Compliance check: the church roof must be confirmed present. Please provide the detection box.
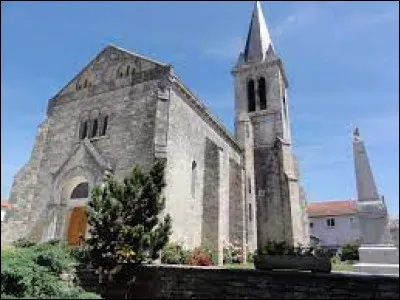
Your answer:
[307,200,357,217]
[243,1,274,63]
[107,44,168,67]
[49,44,242,153]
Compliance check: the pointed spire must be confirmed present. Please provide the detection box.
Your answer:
[352,127,380,202]
[353,126,360,137]
[243,1,274,63]
[353,126,361,141]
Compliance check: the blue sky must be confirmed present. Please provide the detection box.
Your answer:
[1,1,399,217]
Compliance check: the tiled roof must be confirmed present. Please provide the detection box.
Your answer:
[307,200,357,217]
[1,201,11,208]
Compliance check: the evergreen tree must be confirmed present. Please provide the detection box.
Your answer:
[86,160,172,278]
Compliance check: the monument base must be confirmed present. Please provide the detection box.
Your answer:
[353,244,399,276]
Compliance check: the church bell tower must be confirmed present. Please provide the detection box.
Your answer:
[232,1,309,249]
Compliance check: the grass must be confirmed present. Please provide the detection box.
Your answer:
[223,261,355,272]
[331,261,355,272]
[224,262,255,269]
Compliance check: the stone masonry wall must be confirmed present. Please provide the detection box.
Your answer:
[164,86,242,250]
[2,46,166,244]
[229,158,244,244]
[233,57,308,249]
[201,138,220,251]
[1,121,49,245]
[78,265,399,299]
[255,144,293,246]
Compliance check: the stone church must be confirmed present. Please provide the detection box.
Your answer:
[2,2,309,258]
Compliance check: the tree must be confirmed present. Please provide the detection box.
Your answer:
[86,160,172,281]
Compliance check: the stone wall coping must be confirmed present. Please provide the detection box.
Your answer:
[84,263,399,280]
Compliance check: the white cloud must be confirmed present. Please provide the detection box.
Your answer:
[272,2,398,41]
[201,3,398,61]
[272,3,326,39]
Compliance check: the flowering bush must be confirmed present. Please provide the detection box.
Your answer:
[223,240,244,264]
[256,240,329,258]
[184,248,213,266]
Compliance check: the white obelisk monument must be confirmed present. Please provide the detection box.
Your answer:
[352,127,399,275]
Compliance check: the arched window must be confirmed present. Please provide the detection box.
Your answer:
[283,96,287,120]
[248,177,251,194]
[80,121,88,140]
[70,182,89,199]
[126,65,130,76]
[83,79,88,88]
[249,203,252,221]
[91,119,98,138]
[247,79,256,112]
[258,77,267,110]
[191,161,197,198]
[100,116,108,136]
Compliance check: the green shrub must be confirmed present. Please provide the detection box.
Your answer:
[69,245,91,265]
[1,242,102,299]
[1,253,63,298]
[247,250,254,263]
[340,242,359,261]
[256,240,329,258]
[86,161,172,274]
[57,287,102,299]
[331,255,339,265]
[161,243,187,264]
[209,249,219,266]
[12,238,36,248]
[1,246,21,259]
[32,242,74,274]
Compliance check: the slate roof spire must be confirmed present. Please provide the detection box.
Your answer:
[243,1,274,63]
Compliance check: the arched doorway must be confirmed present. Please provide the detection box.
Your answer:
[62,178,90,246]
[67,206,88,246]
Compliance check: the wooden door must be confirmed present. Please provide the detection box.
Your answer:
[67,207,87,246]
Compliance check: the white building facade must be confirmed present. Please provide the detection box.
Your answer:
[1,201,10,222]
[307,200,360,250]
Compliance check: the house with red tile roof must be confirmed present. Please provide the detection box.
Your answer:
[306,200,360,250]
[1,201,11,222]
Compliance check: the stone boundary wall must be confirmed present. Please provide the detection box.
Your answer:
[77,264,399,299]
